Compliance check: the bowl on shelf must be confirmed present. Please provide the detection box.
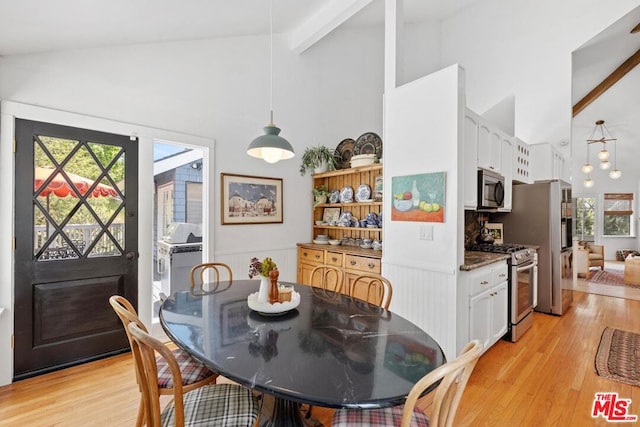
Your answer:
[393,199,413,212]
[329,239,341,246]
[315,220,325,226]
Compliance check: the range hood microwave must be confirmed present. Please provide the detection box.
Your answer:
[477,168,505,210]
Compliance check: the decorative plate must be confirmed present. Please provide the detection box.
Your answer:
[334,138,355,170]
[339,186,354,203]
[355,184,371,202]
[329,189,340,204]
[353,132,383,159]
[247,291,301,316]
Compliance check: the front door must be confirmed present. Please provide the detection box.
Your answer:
[14,119,138,380]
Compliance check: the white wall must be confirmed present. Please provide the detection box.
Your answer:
[0,25,386,384]
[440,0,640,146]
[383,64,464,360]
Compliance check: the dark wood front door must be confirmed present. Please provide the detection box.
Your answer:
[14,119,138,380]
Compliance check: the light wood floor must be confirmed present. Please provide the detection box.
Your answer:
[1,290,639,426]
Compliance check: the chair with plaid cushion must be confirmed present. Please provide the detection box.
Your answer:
[127,322,259,427]
[332,340,483,427]
[109,295,217,426]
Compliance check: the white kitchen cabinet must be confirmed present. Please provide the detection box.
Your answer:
[458,261,508,354]
[463,110,480,209]
[477,118,501,173]
[498,135,513,212]
[513,138,533,184]
[530,142,568,182]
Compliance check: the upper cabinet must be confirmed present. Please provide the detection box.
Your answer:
[463,108,513,212]
[477,120,501,173]
[530,142,569,182]
[513,138,533,184]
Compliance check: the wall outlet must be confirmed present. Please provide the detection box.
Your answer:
[419,225,433,240]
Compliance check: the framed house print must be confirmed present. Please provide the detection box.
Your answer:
[221,173,283,225]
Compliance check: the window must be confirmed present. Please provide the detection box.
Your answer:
[603,193,634,237]
[575,197,596,241]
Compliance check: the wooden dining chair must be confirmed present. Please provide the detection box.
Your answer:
[127,322,259,427]
[332,340,483,427]
[309,264,344,294]
[109,295,217,427]
[349,273,393,310]
[190,262,233,294]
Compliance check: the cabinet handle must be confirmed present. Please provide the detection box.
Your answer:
[368,263,375,269]
[499,273,506,278]
[331,257,338,262]
[303,252,308,257]
[350,261,357,266]
[315,254,320,259]
[480,280,489,285]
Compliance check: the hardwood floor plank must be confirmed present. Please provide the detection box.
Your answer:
[1,290,639,426]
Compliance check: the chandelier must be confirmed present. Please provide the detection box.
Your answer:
[582,120,621,188]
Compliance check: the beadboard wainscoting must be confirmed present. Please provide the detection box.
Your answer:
[214,245,299,283]
[383,261,458,361]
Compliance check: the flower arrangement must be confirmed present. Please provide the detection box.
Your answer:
[248,257,278,278]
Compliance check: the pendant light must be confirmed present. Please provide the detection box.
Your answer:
[609,137,622,179]
[247,0,294,164]
[582,119,621,187]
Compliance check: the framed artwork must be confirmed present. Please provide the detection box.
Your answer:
[322,207,341,223]
[391,172,446,223]
[486,223,504,244]
[221,173,283,225]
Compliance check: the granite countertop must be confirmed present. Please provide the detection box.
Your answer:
[460,251,510,271]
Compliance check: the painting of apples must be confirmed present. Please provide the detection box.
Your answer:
[391,172,445,222]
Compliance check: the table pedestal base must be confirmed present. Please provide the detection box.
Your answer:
[259,394,324,427]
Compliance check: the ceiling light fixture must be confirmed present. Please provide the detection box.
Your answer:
[583,119,620,187]
[246,0,294,164]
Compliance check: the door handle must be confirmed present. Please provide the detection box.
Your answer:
[126,252,138,260]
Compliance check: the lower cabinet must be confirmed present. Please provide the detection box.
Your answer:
[469,281,508,352]
[458,261,508,354]
[297,244,381,296]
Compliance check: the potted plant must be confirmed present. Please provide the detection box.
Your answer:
[299,145,336,175]
[313,185,330,206]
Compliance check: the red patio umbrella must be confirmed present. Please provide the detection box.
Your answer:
[34,166,118,198]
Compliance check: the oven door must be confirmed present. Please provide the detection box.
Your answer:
[512,260,536,324]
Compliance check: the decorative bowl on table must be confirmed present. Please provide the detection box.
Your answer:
[247,291,301,316]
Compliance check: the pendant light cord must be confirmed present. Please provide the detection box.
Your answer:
[269,0,274,125]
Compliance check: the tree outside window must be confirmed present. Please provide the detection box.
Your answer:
[575,197,596,241]
[603,193,634,236]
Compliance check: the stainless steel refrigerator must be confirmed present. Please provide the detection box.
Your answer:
[497,180,573,315]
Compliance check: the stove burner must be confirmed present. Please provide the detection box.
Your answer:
[467,243,528,253]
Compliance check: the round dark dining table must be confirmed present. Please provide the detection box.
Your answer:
[159,280,446,427]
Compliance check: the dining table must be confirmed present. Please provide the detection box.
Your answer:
[159,280,446,427]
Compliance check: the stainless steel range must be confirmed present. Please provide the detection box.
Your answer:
[467,243,538,342]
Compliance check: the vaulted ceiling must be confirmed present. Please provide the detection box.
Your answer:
[572,6,640,188]
[0,0,478,56]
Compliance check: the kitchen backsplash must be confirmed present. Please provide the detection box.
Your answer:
[464,210,496,247]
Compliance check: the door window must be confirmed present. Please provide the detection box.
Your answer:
[33,136,125,260]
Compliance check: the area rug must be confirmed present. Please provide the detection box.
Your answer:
[589,269,640,288]
[595,327,640,386]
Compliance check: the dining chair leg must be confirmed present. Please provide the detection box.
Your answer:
[135,396,144,427]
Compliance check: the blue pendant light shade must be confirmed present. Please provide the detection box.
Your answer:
[247,113,295,164]
[246,0,294,164]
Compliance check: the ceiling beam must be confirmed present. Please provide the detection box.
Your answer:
[631,22,640,34]
[289,0,372,55]
[572,48,640,117]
